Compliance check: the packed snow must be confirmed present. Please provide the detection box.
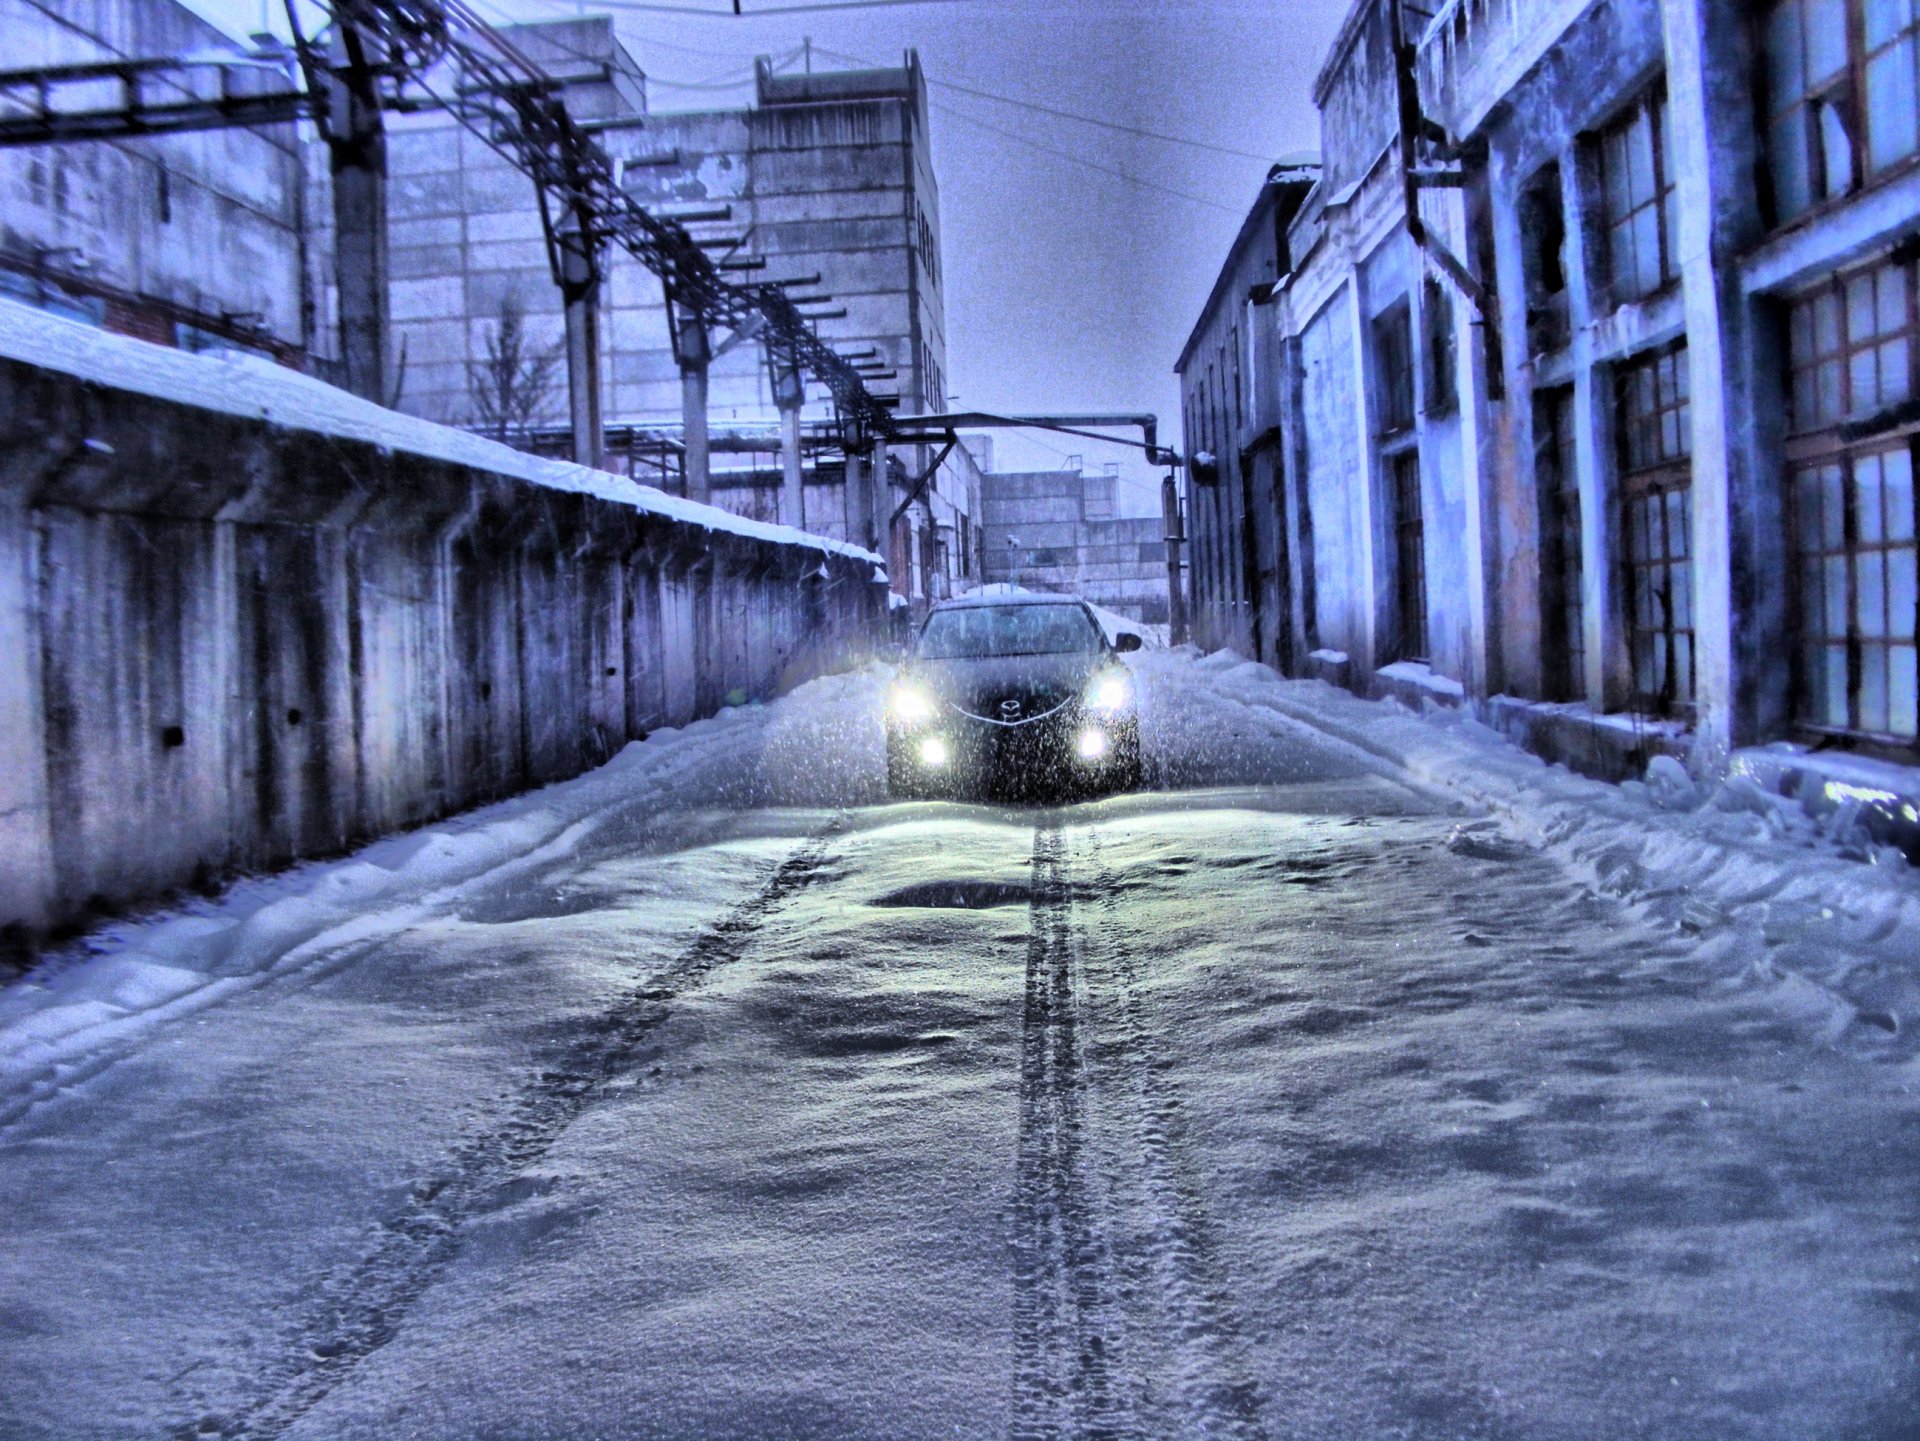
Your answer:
[0,296,882,567]
[2,649,1917,1439]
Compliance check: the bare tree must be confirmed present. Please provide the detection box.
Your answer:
[468,296,562,443]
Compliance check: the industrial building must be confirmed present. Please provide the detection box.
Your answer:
[0,0,977,610]
[977,458,1172,624]
[1181,0,1920,822]
[0,0,313,362]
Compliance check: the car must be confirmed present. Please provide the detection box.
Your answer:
[885,592,1144,800]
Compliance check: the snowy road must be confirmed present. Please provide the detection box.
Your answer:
[3,651,1918,1439]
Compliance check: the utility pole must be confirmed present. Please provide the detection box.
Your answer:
[1162,470,1189,647]
[770,350,806,528]
[671,304,711,504]
[324,17,389,404]
[554,205,603,468]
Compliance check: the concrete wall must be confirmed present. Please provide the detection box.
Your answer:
[0,356,884,946]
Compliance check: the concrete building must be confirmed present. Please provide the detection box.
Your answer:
[376,19,970,607]
[979,464,1171,623]
[1180,0,1920,834]
[0,0,315,363]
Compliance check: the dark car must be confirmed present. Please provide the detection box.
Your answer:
[885,593,1144,799]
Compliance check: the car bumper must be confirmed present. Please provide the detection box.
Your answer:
[888,711,1139,795]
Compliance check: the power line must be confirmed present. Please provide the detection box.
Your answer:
[813,43,1272,162]
[932,97,1243,215]
[527,0,987,16]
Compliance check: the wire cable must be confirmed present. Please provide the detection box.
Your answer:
[812,43,1273,162]
[931,97,1244,215]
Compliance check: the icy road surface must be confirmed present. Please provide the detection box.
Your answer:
[3,650,1918,1440]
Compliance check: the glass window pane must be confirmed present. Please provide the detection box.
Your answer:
[1666,488,1688,553]
[1818,360,1845,420]
[1827,554,1850,632]
[1824,643,1851,725]
[1823,462,1847,543]
[1890,549,1916,639]
[1848,272,1879,338]
[1858,452,1887,543]
[1861,644,1890,732]
[1809,0,1851,83]
[1861,550,1888,636]
[1634,208,1663,297]
[1867,41,1919,171]
[1876,260,1910,335]
[1818,99,1855,198]
[1866,0,1915,48]
[1815,291,1842,353]
[1672,561,1693,627]
[1885,448,1914,541]
[1892,643,1918,737]
[1852,348,1881,412]
[1881,340,1911,408]
[1627,111,1657,205]
[1796,468,1825,546]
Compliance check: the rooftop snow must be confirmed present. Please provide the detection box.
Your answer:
[0,297,883,568]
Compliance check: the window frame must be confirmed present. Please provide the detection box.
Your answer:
[1783,248,1920,750]
[1593,82,1680,307]
[1763,0,1920,229]
[1614,340,1696,718]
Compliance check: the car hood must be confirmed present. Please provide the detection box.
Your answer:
[907,651,1111,724]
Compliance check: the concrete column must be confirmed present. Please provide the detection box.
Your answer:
[0,494,53,933]
[557,215,603,471]
[1662,0,1770,768]
[772,359,805,530]
[870,439,893,572]
[327,24,388,406]
[843,448,870,552]
[1162,473,1189,647]
[676,314,711,506]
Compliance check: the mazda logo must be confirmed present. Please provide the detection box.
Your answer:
[999,699,1022,719]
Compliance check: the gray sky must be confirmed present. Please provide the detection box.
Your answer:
[189,0,1351,514]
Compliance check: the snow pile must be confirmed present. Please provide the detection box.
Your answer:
[1154,649,1920,1049]
[0,664,892,1129]
[0,296,882,566]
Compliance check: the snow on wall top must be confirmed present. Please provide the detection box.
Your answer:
[0,297,884,568]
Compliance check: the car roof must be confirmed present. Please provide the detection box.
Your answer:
[928,592,1092,613]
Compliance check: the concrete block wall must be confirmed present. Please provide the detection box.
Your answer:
[0,357,883,946]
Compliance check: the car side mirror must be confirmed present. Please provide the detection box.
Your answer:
[1113,632,1144,653]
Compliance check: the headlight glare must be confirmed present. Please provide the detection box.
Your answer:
[890,684,935,722]
[919,735,951,766]
[1086,671,1132,713]
[1077,728,1109,761]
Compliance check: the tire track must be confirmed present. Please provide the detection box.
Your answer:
[1010,817,1269,1441]
[1079,824,1269,1440]
[1011,817,1133,1441]
[173,815,846,1441]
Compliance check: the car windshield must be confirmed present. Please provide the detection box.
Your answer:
[917,603,1102,660]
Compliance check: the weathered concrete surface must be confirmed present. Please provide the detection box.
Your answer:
[0,357,883,948]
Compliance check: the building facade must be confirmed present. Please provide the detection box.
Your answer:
[0,0,315,364]
[978,464,1171,624]
[377,21,970,607]
[1183,0,1920,815]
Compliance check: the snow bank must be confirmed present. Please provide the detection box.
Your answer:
[0,296,883,566]
[1147,649,1920,1051]
[0,664,891,1127]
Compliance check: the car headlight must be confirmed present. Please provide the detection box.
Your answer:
[1085,671,1133,714]
[889,683,936,722]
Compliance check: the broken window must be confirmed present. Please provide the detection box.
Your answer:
[1786,250,1920,743]
[1423,277,1457,417]
[1536,386,1586,701]
[1373,302,1416,437]
[1616,342,1695,715]
[1520,163,1569,353]
[1765,0,1920,225]
[1596,84,1679,304]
